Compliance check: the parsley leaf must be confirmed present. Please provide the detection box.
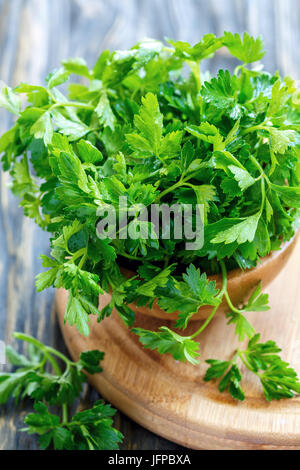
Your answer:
[168,34,223,62]
[156,264,219,329]
[205,361,245,401]
[226,311,256,342]
[0,85,21,115]
[244,282,270,312]
[245,334,300,401]
[223,32,265,64]
[126,92,163,156]
[202,70,240,116]
[132,326,200,365]
[211,213,261,245]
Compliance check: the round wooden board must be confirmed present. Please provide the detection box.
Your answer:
[56,238,300,450]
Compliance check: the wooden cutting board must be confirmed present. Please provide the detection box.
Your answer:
[56,238,300,450]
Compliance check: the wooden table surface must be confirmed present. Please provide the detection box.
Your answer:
[0,0,299,450]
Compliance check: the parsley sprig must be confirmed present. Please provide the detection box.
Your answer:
[0,333,123,450]
[1,32,300,404]
[205,334,300,402]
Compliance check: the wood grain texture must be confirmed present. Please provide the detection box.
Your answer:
[57,237,300,450]
[0,0,300,450]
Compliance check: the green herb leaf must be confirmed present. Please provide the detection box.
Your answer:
[47,68,70,89]
[223,32,265,64]
[226,311,256,342]
[205,361,245,401]
[132,327,200,365]
[168,34,223,62]
[95,93,116,130]
[126,92,163,156]
[79,350,104,374]
[61,58,90,78]
[30,111,53,145]
[211,213,261,245]
[0,85,21,115]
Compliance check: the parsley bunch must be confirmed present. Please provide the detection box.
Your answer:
[1,32,300,402]
[0,333,123,450]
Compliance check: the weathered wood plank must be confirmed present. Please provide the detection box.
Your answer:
[0,0,299,450]
[0,0,58,451]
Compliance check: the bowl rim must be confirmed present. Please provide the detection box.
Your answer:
[116,232,299,320]
[120,232,299,283]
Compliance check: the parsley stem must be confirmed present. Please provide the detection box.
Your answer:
[78,247,88,269]
[116,250,145,261]
[62,403,69,423]
[13,333,62,375]
[47,88,57,102]
[219,261,248,315]
[237,350,255,373]
[44,353,61,375]
[260,177,266,214]
[234,64,244,76]
[43,345,75,367]
[241,122,268,136]
[69,248,87,264]
[155,179,184,203]
[190,303,220,339]
[190,260,228,339]
[231,350,240,364]
[219,260,229,293]
[155,173,202,203]
[220,265,241,316]
[224,290,242,314]
[162,47,174,54]
[13,332,75,372]
[249,154,266,178]
[187,60,201,93]
[50,102,94,111]
[38,355,48,370]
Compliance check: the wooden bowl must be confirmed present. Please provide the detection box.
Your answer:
[99,234,299,321]
[56,234,300,450]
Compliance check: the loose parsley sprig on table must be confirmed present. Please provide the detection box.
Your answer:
[0,333,123,450]
[205,334,300,402]
[1,32,300,402]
